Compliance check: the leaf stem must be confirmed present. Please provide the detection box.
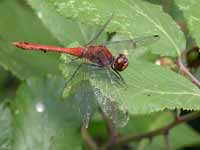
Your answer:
[100,109,118,140]
[81,126,98,150]
[163,130,171,150]
[99,111,200,149]
[177,58,200,88]
[81,115,98,150]
[100,108,119,149]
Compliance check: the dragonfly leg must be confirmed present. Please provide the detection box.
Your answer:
[66,56,81,64]
[104,68,123,88]
[66,62,102,84]
[84,63,126,87]
[71,57,81,61]
[111,69,127,88]
[86,63,105,70]
[80,63,125,87]
[84,14,114,46]
[65,63,83,84]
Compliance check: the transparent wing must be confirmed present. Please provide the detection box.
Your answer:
[88,65,129,127]
[85,14,113,46]
[103,34,159,55]
[60,52,129,127]
[60,54,99,128]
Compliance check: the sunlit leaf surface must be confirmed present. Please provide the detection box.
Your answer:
[26,0,107,46]
[47,0,185,56]
[60,52,200,116]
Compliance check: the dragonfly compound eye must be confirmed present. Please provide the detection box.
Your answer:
[112,54,128,71]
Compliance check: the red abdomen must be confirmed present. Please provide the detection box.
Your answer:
[13,42,85,57]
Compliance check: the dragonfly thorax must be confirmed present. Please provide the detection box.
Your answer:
[84,45,114,66]
[112,54,128,71]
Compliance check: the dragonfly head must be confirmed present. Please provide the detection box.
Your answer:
[112,54,128,71]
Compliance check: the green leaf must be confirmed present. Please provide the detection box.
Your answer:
[47,0,185,56]
[26,0,197,115]
[122,60,200,114]
[136,112,200,150]
[12,76,82,150]
[60,55,200,116]
[0,101,12,150]
[120,112,173,135]
[175,0,200,47]
[26,0,107,46]
[0,0,61,79]
[26,0,199,117]
[0,67,19,100]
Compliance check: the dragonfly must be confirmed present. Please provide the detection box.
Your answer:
[13,15,159,127]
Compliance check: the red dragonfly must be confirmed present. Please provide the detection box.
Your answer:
[13,15,159,127]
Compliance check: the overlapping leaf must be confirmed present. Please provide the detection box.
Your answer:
[1,1,200,149]
[12,76,82,150]
[90,59,200,114]
[47,0,185,56]
[136,112,200,150]
[45,0,200,115]
[60,54,200,116]
[26,0,107,46]
[123,60,200,113]
[0,101,12,150]
[175,0,200,47]
[0,0,61,79]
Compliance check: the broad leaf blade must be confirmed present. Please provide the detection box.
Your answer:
[122,60,200,114]
[76,59,200,115]
[0,0,61,79]
[26,0,107,46]
[47,0,185,56]
[26,0,200,115]
[175,0,200,47]
[0,101,12,150]
[12,76,82,150]
[60,54,200,115]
